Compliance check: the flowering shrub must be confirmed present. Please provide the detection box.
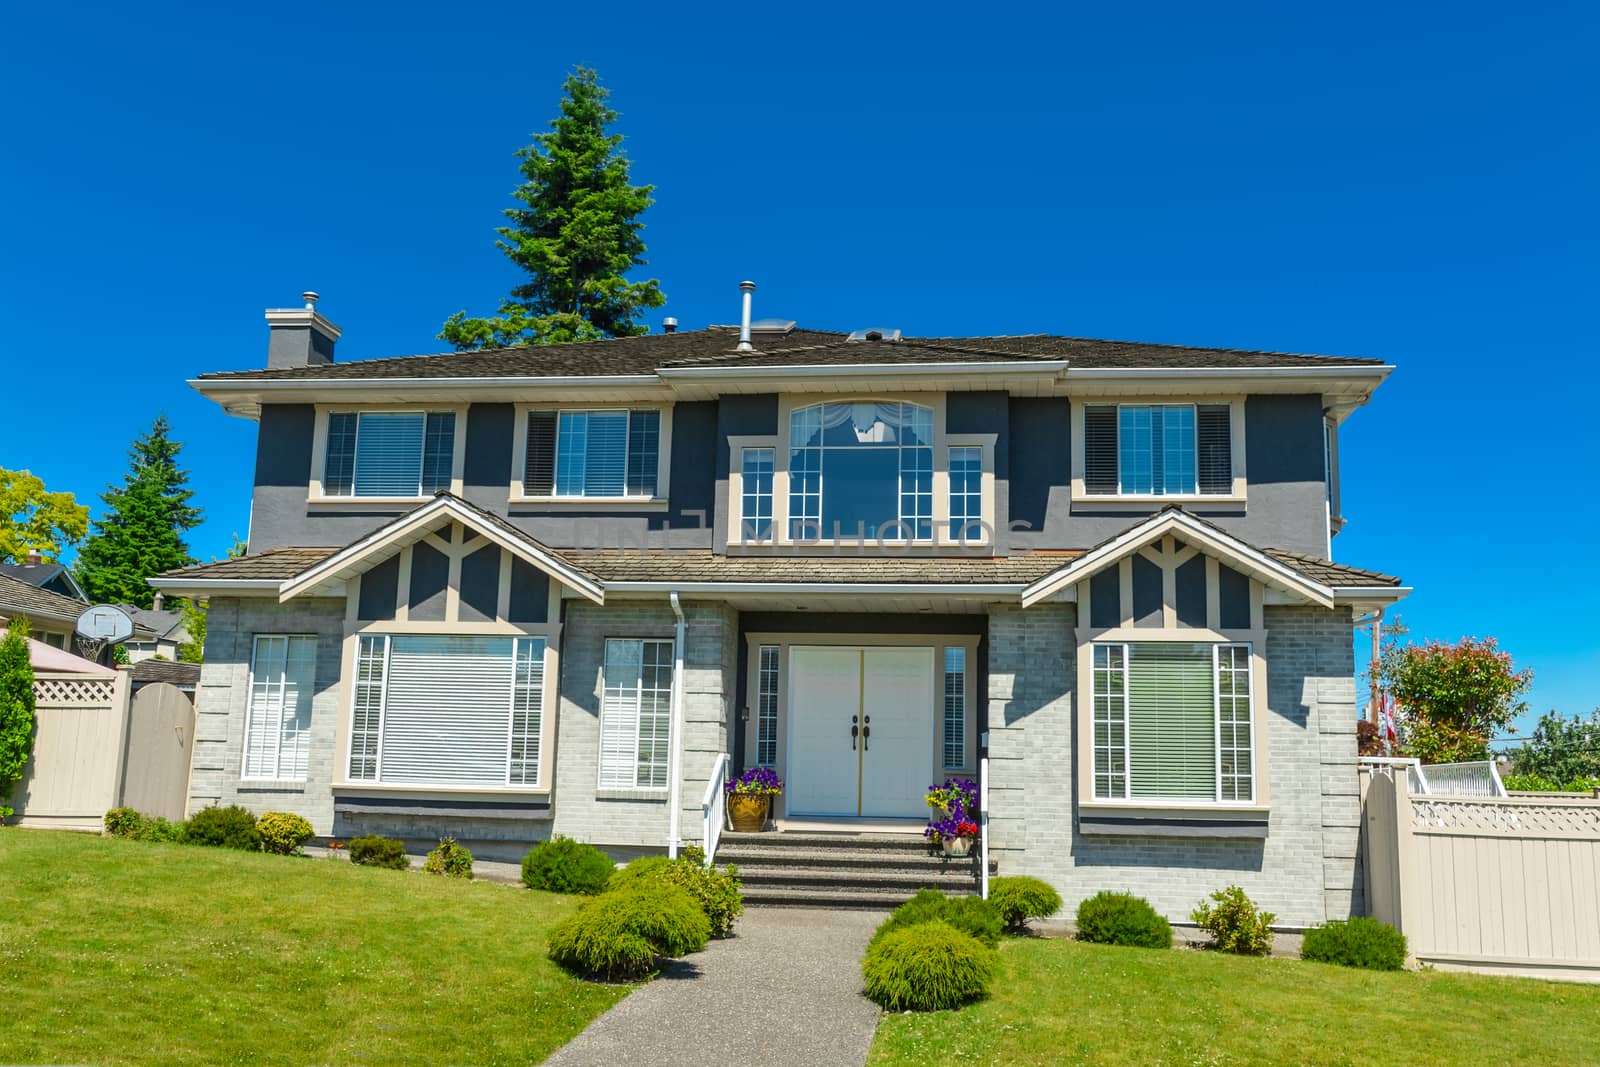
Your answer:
[1191,885,1275,955]
[726,766,782,795]
[924,777,979,844]
[257,812,315,855]
[423,837,473,878]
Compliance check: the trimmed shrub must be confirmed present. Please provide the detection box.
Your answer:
[1191,885,1275,956]
[348,834,409,870]
[862,920,997,1011]
[105,807,143,837]
[181,805,261,851]
[1076,890,1172,949]
[1302,917,1408,971]
[423,837,473,878]
[103,807,183,842]
[989,876,1063,934]
[609,854,744,938]
[547,884,711,981]
[521,835,615,895]
[871,889,1003,949]
[257,812,315,856]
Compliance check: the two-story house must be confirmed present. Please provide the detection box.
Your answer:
[152,286,1407,925]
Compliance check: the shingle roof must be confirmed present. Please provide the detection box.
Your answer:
[196,327,1385,382]
[127,659,201,687]
[0,572,95,622]
[158,544,1396,590]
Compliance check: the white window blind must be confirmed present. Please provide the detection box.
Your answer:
[324,411,455,497]
[524,410,661,497]
[344,634,546,788]
[1083,404,1231,496]
[599,638,674,789]
[756,644,779,766]
[1092,641,1254,803]
[243,635,317,781]
[942,646,967,769]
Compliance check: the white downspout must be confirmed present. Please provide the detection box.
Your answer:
[667,591,686,859]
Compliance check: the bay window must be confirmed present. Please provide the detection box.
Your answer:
[323,411,456,498]
[787,401,934,540]
[1091,641,1255,803]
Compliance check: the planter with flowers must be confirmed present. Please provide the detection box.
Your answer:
[725,767,783,832]
[924,777,980,858]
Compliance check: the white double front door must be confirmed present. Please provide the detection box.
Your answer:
[786,646,935,819]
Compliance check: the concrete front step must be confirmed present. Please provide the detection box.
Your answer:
[720,831,933,852]
[718,846,989,873]
[738,865,978,892]
[741,885,936,910]
[716,829,988,908]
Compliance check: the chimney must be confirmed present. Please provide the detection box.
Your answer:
[152,592,165,612]
[265,290,342,369]
[662,316,679,334]
[25,551,42,565]
[737,280,756,352]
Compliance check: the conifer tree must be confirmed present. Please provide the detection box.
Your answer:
[0,617,36,819]
[76,416,203,608]
[440,66,665,349]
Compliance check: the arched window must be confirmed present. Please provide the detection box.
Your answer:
[787,401,933,540]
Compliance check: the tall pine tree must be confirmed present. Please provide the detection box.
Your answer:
[439,66,666,349]
[77,415,203,608]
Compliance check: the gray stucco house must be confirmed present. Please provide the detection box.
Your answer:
[153,288,1407,925]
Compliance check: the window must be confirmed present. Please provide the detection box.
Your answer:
[949,446,983,540]
[1083,404,1232,496]
[741,448,775,540]
[756,644,779,766]
[942,646,967,769]
[523,409,661,497]
[243,635,317,781]
[1091,641,1254,802]
[787,401,934,540]
[323,411,456,497]
[599,638,674,789]
[344,634,547,788]
[39,632,68,650]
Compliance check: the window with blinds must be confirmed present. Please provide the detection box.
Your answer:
[1082,404,1232,496]
[942,646,967,769]
[756,644,779,766]
[323,411,456,497]
[243,635,317,781]
[1091,641,1254,802]
[342,634,547,788]
[599,638,675,790]
[522,409,661,497]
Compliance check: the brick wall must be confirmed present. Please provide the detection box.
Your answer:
[986,602,1359,928]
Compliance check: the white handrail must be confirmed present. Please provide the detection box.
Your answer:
[701,752,731,867]
[979,756,990,899]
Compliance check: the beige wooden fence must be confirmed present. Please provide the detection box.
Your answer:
[1361,764,1600,981]
[10,672,134,831]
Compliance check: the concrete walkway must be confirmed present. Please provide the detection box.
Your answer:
[544,906,886,1067]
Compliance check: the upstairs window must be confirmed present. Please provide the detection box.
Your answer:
[740,447,774,540]
[1084,403,1232,496]
[788,401,934,540]
[523,409,660,497]
[324,411,455,498]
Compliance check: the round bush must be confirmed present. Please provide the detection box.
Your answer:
[522,835,616,895]
[258,812,315,856]
[104,807,142,837]
[872,889,1003,949]
[348,834,409,870]
[1076,890,1172,949]
[1191,885,1276,956]
[609,855,744,938]
[1302,917,1408,971]
[181,805,261,851]
[423,837,473,878]
[547,884,711,981]
[989,876,1063,933]
[862,920,997,1011]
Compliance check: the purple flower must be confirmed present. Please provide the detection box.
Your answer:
[726,766,783,795]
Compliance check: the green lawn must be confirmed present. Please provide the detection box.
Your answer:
[870,936,1600,1067]
[0,830,624,1066]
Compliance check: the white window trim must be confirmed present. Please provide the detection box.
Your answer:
[241,633,317,783]
[726,394,996,548]
[508,403,673,505]
[597,636,676,793]
[308,404,467,504]
[1070,396,1247,506]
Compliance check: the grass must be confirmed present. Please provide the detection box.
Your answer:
[869,936,1600,1067]
[0,830,625,1066]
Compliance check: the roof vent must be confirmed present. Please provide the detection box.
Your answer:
[846,327,902,342]
[662,316,679,334]
[750,318,797,336]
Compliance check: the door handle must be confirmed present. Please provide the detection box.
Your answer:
[851,714,858,751]
[862,715,871,752]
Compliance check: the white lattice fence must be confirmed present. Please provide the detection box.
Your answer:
[1413,797,1600,839]
[34,675,119,708]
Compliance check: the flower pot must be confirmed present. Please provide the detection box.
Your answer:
[942,836,974,859]
[728,793,771,833]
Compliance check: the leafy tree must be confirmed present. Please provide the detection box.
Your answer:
[0,617,37,819]
[0,467,89,564]
[439,66,665,349]
[76,416,203,608]
[176,597,207,664]
[1513,709,1600,784]
[1376,636,1532,763]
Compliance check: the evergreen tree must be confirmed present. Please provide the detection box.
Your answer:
[439,66,666,349]
[76,416,203,608]
[0,617,36,819]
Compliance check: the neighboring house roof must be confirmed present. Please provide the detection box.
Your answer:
[193,326,1387,382]
[0,572,99,625]
[116,604,190,643]
[126,658,201,688]
[0,562,88,602]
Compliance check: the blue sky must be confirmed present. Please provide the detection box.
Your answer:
[1,2,1593,732]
